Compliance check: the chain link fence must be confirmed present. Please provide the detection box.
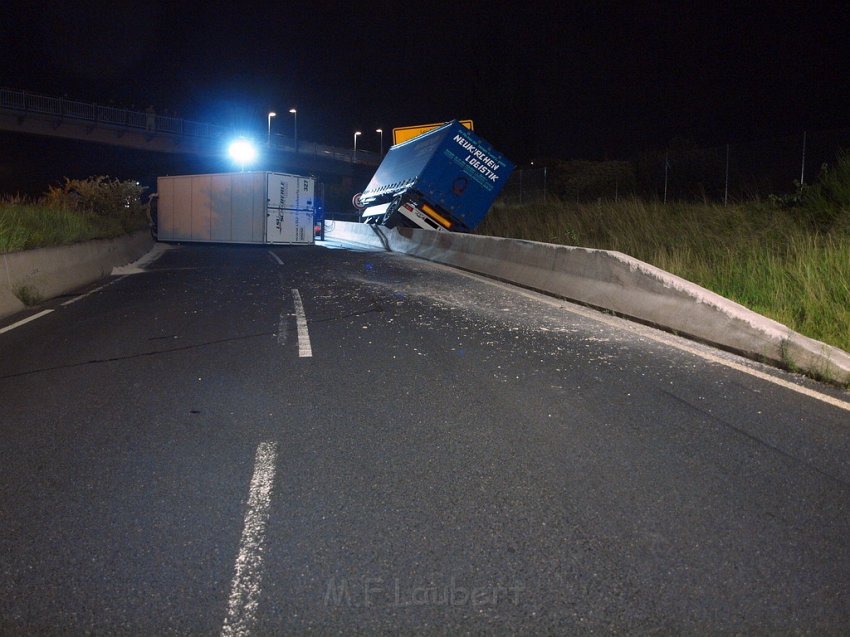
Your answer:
[500,127,850,204]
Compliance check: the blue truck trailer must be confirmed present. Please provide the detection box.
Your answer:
[356,120,514,232]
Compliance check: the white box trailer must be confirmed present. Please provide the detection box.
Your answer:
[156,171,315,244]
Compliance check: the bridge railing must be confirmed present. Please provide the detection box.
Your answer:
[0,87,375,164]
[1,88,245,142]
[0,90,25,110]
[97,105,127,126]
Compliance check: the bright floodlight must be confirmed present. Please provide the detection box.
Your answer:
[228,139,257,167]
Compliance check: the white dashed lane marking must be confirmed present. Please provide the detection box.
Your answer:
[291,288,312,358]
[221,441,279,637]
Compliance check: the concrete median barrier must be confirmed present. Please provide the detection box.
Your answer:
[1,231,153,320]
[327,221,850,384]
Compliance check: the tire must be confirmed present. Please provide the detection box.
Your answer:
[382,196,403,228]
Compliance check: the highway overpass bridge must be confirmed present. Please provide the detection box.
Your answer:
[0,88,379,179]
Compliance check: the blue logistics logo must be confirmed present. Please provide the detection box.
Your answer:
[452,133,504,183]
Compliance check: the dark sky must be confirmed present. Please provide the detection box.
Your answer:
[2,0,849,162]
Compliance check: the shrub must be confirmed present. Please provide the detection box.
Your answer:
[802,151,850,230]
[0,177,149,253]
[44,176,147,225]
[14,285,42,306]
[531,159,637,201]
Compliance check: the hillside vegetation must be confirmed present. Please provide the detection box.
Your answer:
[0,176,148,253]
[481,154,850,354]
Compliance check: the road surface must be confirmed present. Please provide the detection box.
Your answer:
[1,241,848,635]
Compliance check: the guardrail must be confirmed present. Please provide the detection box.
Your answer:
[0,87,227,139]
[326,221,850,386]
[0,87,377,165]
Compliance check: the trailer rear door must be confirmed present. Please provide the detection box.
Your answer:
[265,173,315,244]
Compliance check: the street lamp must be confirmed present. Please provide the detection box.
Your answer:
[289,108,297,153]
[353,131,361,162]
[376,128,383,157]
[267,112,276,146]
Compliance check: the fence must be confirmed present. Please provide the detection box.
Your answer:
[0,87,374,164]
[499,166,549,204]
[0,87,229,140]
[501,127,850,205]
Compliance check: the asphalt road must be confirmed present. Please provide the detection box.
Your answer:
[1,241,848,635]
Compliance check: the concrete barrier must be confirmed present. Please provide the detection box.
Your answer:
[0,231,153,320]
[327,221,850,385]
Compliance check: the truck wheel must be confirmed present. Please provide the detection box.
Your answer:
[382,196,403,227]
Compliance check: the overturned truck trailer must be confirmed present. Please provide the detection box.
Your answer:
[356,120,514,232]
[156,171,316,244]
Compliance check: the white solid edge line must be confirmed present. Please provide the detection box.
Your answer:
[61,275,128,307]
[457,269,850,414]
[0,309,54,335]
[111,242,173,275]
[267,250,283,266]
[221,441,279,637]
[291,288,313,358]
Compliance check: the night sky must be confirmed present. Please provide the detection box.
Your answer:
[2,0,849,163]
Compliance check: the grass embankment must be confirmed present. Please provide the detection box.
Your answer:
[0,177,148,253]
[0,201,142,252]
[480,198,850,354]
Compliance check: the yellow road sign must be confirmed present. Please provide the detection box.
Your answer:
[392,120,474,145]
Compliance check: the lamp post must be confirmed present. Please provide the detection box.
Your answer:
[353,131,361,162]
[289,108,297,153]
[267,112,276,146]
[376,128,383,157]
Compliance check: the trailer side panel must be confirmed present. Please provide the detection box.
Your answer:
[158,172,270,244]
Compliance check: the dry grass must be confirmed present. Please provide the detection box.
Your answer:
[480,197,850,353]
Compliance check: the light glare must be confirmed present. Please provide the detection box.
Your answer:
[229,139,257,165]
